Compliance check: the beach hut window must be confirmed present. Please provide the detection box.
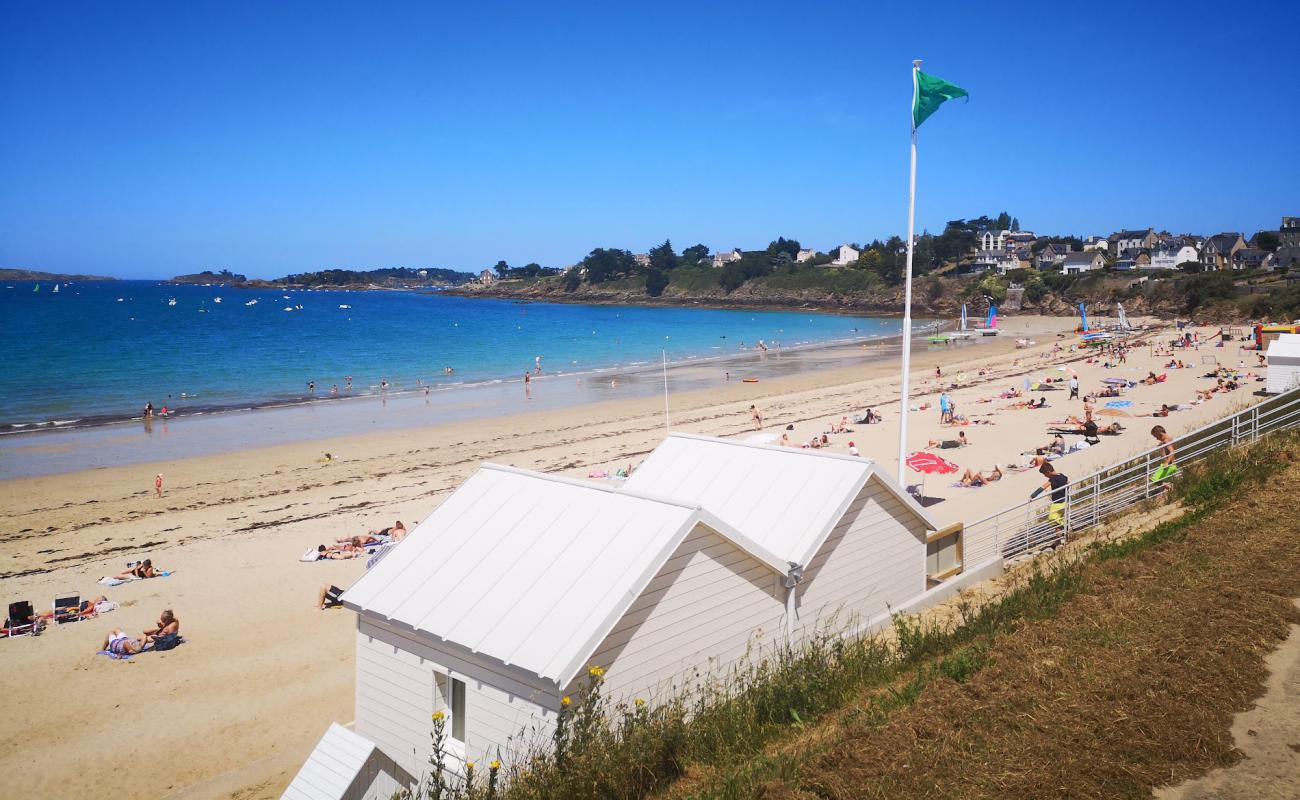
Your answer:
[434,673,468,742]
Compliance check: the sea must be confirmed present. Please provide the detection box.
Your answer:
[1,280,922,437]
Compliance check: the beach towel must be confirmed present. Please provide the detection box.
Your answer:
[300,548,323,562]
[98,576,131,587]
[96,648,133,660]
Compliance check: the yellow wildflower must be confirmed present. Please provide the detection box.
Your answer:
[432,710,445,721]
[634,698,645,707]
[561,695,571,706]
[466,760,475,770]
[588,665,605,678]
[489,759,501,770]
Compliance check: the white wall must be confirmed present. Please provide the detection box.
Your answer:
[795,478,927,636]
[578,522,786,704]
[354,618,560,781]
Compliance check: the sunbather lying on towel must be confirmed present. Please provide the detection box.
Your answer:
[114,559,158,580]
[959,466,1003,487]
[78,596,109,616]
[336,534,384,547]
[315,544,361,560]
[101,628,143,657]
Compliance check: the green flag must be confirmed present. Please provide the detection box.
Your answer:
[912,70,968,129]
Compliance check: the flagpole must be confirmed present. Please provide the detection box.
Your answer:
[897,59,921,485]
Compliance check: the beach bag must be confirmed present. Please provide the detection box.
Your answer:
[153,633,180,651]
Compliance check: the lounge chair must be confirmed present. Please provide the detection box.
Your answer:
[53,594,82,624]
[4,601,37,637]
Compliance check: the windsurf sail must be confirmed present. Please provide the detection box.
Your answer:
[1117,303,1130,330]
[960,304,968,331]
[1079,303,1089,332]
[987,305,998,329]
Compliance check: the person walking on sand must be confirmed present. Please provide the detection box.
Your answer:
[1068,374,1079,400]
[750,404,763,430]
[154,473,163,498]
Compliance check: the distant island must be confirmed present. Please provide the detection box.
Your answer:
[0,268,117,282]
[167,266,475,290]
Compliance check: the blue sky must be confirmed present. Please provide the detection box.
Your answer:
[2,1,1297,279]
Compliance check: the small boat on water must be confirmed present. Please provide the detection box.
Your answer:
[284,306,294,312]
[338,304,351,309]
[168,298,177,306]
[214,297,222,303]
[245,299,258,306]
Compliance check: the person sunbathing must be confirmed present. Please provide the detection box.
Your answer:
[101,628,143,657]
[316,544,361,560]
[829,416,850,434]
[78,595,109,616]
[115,559,157,580]
[1036,434,1066,456]
[142,609,179,645]
[336,533,383,547]
[959,466,1002,487]
[927,431,968,449]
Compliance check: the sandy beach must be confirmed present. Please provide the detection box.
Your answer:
[0,314,1270,799]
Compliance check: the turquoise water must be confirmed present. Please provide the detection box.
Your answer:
[0,280,908,431]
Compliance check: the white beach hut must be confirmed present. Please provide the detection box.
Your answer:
[623,433,941,639]
[1266,333,1300,395]
[304,464,790,797]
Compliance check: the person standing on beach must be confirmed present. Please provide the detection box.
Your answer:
[1068,375,1079,400]
[1031,462,1069,526]
[154,473,163,498]
[750,404,763,430]
[1151,425,1177,483]
[143,402,154,418]
[938,392,951,424]
[345,375,352,390]
[535,355,542,374]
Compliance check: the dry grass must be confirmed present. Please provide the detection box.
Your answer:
[675,442,1300,799]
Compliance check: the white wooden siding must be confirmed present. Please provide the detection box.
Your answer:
[355,618,559,775]
[795,478,926,636]
[581,523,787,703]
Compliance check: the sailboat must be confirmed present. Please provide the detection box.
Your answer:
[33,283,40,292]
[53,283,60,293]
[244,299,258,306]
[168,298,177,306]
[950,303,976,340]
[213,297,222,304]
[980,304,1001,336]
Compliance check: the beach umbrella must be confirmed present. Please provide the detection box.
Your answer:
[905,451,960,501]
[1103,400,1133,409]
[1096,407,1131,417]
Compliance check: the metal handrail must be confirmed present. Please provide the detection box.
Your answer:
[962,386,1300,565]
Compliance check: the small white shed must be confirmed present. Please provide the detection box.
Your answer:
[624,434,939,638]
[282,723,408,800]
[335,464,789,790]
[1266,334,1300,395]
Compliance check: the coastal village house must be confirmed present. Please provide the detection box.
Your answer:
[711,248,742,268]
[476,269,495,285]
[1082,236,1109,253]
[1062,251,1105,274]
[1035,243,1072,269]
[1109,228,1158,253]
[1276,216,1300,268]
[1114,251,1151,271]
[1232,247,1272,271]
[796,248,819,263]
[623,434,941,638]
[1200,232,1246,270]
[283,436,979,800]
[832,244,861,266]
[1148,244,1200,271]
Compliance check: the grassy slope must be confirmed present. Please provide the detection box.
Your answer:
[663,434,1300,799]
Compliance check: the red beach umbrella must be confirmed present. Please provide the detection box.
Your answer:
[905,451,960,474]
[905,451,960,502]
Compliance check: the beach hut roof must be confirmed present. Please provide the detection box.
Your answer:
[342,464,785,688]
[1267,333,1300,362]
[624,433,939,568]
[281,723,379,800]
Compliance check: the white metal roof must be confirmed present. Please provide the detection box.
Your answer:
[281,723,376,800]
[1267,333,1300,361]
[624,433,938,567]
[342,464,784,688]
